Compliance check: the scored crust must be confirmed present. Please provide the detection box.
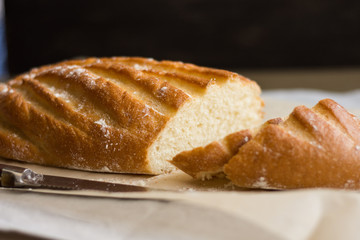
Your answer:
[0,57,263,174]
[224,99,360,190]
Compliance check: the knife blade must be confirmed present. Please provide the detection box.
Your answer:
[0,163,150,192]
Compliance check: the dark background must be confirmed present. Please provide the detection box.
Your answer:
[4,0,360,75]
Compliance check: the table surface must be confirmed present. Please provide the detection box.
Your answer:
[238,67,360,91]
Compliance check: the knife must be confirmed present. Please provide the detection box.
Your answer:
[0,163,151,192]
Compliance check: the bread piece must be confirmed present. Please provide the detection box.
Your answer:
[0,57,263,174]
[171,129,253,180]
[224,99,360,190]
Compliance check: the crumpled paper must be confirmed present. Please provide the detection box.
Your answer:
[1,189,360,240]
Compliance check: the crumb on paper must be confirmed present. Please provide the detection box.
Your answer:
[100,166,111,172]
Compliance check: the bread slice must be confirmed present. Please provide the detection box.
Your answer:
[170,129,253,180]
[0,57,263,174]
[224,99,360,190]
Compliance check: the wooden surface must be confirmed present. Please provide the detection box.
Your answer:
[238,67,360,91]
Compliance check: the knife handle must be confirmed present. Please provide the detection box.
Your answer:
[0,165,43,188]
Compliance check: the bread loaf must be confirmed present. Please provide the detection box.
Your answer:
[224,99,360,189]
[0,57,263,174]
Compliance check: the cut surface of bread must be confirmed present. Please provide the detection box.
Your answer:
[224,99,360,190]
[0,57,263,174]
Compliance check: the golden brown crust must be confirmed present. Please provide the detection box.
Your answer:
[223,130,253,156]
[170,129,253,179]
[0,57,255,174]
[224,99,360,190]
